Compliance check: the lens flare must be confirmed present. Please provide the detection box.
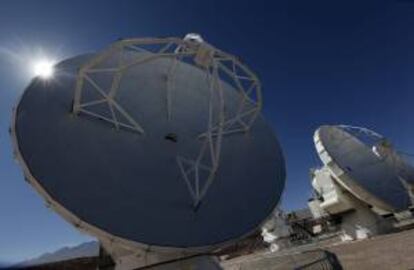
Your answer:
[32,59,55,79]
[0,42,64,81]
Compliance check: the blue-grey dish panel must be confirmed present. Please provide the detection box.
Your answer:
[15,53,286,248]
[319,126,410,211]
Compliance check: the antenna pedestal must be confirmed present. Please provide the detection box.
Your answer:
[98,241,222,270]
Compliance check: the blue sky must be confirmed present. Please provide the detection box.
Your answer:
[1,0,414,264]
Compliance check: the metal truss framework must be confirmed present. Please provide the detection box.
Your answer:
[72,34,262,208]
[338,125,384,142]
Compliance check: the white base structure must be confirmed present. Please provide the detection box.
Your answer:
[99,240,222,270]
[261,208,291,251]
[309,167,393,241]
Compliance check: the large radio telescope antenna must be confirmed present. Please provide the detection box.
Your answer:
[11,33,285,261]
[315,125,413,213]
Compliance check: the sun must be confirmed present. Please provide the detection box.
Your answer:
[32,59,55,79]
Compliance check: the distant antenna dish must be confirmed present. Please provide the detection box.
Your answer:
[314,125,412,213]
[11,36,285,253]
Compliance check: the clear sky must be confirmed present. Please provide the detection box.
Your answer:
[1,0,414,265]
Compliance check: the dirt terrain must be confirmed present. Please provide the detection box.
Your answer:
[223,228,414,270]
[13,228,414,270]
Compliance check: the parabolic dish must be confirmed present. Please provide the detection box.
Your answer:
[314,125,411,213]
[11,37,285,251]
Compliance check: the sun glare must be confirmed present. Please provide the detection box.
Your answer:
[32,59,55,79]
